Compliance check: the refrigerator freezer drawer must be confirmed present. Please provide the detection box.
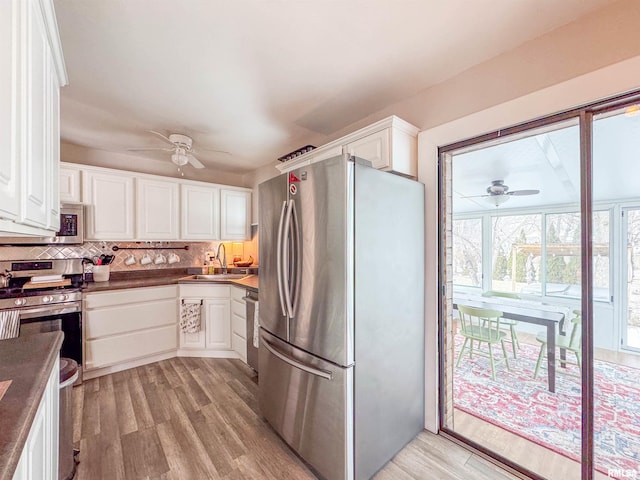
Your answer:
[259,329,353,480]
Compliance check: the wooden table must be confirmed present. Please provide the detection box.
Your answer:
[453,298,565,393]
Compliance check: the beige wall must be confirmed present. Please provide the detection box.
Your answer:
[319,0,640,140]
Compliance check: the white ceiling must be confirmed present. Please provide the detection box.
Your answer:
[54,0,616,176]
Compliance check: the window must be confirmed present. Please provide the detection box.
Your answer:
[452,218,482,288]
[543,211,609,300]
[491,214,541,294]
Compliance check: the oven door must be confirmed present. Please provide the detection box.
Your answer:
[19,303,83,382]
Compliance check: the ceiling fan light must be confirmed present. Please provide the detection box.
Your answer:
[485,195,510,207]
[171,152,189,166]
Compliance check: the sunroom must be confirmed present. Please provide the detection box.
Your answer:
[439,98,640,479]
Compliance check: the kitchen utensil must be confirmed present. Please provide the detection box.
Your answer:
[92,265,110,282]
[0,270,12,288]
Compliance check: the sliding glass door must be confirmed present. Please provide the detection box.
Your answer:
[623,208,640,351]
[592,105,640,478]
[441,119,583,479]
[440,93,640,479]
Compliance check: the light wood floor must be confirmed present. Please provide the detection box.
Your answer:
[72,357,520,480]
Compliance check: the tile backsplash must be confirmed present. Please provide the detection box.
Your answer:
[0,235,259,273]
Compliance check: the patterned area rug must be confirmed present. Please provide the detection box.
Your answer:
[453,335,640,477]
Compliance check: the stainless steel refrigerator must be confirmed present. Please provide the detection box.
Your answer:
[258,154,424,480]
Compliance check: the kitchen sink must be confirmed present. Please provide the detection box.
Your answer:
[186,274,248,281]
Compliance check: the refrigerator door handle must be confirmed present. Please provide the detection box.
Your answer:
[262,338,333,380]
[282,199,294,318]
[276,200,288,317]
[290,199,302,316]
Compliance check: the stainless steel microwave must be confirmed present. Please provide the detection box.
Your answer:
[0,204,84,245]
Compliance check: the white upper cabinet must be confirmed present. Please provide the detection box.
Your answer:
[22,0,50,229]
[59,165,81,203]
[0,0,67,236]
[0,0,21,222]
[136,178,179,240]
[345,130,390,170]
[180,183,220,240]
[83,170,135,240]
[220,189,251,240]
[277,116,419,178]
[66,162,251,241]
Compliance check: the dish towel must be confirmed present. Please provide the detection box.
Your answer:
[180,300,202,334]
[253,301,260,348]
[0,310,20,340]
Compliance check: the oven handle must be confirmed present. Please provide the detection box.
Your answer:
[16,303,81,320]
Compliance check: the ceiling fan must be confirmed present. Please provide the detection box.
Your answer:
[128,131,227,170]
[464,180,540,207]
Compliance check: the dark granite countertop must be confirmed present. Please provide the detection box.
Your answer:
[0,331,63,480]
[83,268,259,293]
[230,274,259,293]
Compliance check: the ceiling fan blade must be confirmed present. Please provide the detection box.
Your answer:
[148,130,175,145]
[507,189,540,196]
[192,147,231,156]
[126,147,174,152]
[460,194,492,199]
[187,154,205,169]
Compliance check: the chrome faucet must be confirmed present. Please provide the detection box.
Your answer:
[216,243,227,274]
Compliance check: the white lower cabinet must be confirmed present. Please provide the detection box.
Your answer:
[231,286,247,361]
[13,356,59,480]
[83,286,177,375]
[179,284,243,359]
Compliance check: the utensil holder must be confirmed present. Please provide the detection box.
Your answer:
[92,265,110,282]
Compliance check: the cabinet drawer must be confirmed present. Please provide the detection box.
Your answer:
[231,286,246,302]
[232,312,246,338]
[85,324,177,370]
[232,332,246,360]
[85,285,177,309]
[179,284,230,299]
[85,298,177,339]
[231,298,246,318]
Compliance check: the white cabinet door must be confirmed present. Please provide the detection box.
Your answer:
[180,183,220,240]
[59,165,81,203]
[220,189,251,240]
[136,178,179,240]
[178,300,206,350]
[46,55,60,231]
[346,129,390,171]
[83,170,135,240]
[21,0,50,229]
[0,0,21,222]
[13,356,59,480]
[205,298,231,350]
[84,287,178,371]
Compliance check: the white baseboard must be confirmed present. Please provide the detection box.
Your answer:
[84,349,242,379]
[177,349,241,359]
[84,350,177,380]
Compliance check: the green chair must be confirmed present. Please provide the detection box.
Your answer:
[456,305,510,381]
[533,310,582,379]
[482,290,521,358]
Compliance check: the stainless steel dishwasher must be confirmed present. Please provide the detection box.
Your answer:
[244,289,259,372]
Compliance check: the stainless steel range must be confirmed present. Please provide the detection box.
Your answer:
[0,258,84,383]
